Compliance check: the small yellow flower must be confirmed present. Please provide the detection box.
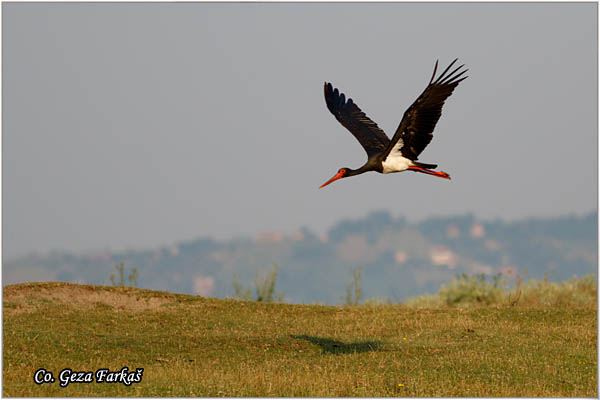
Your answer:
[398,383,404,387]
[403,337,407,341]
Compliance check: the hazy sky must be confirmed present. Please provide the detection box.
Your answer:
[3,3,597,260]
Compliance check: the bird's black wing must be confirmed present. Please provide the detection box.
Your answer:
[324,82,390,159]
[385,59,468,161]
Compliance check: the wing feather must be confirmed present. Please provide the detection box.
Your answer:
[324,82,390,159]
[385,59,468,160]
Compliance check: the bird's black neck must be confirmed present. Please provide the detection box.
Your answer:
[345,163,376,177]
[346,157,383,176]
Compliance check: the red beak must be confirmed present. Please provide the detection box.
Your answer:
[319,170,345,189]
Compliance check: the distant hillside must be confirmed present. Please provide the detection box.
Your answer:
[3,211,597,304]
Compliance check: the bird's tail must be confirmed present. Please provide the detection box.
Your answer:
[413,161,437,169]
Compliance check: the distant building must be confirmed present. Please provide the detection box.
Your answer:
[290,231,304,241]
[336,235,370,263]
[446,224,460,238]
[168,245,180,256]
[256,232,284,243]
[500,265,518,276]
[430,246,457,269]
[470,223,485,238]
[194,275,215,296]
[485,239,502,250]
[394,251,408,264]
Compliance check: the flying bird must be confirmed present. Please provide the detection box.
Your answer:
[319,59,468,189]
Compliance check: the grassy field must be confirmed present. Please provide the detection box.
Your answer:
[3,282,597,397]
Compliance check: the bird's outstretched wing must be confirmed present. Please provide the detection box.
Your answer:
[324,82,390,159]
[385,59,468,160]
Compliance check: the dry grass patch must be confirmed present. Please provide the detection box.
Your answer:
[3,282,179,315]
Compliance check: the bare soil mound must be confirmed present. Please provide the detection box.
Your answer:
[3,282,182,314]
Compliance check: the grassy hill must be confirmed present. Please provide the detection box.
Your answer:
[3,282,597,397]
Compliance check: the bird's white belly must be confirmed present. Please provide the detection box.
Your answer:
[381,154,414,174]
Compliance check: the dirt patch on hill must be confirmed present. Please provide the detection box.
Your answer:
[3,282,181,315]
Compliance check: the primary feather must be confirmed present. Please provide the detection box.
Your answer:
[385,59,468,160]
[323,82,390,159]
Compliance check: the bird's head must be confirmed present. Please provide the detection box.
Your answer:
[319,167,349,189]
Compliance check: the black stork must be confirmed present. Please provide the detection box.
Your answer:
[319,59,468,189]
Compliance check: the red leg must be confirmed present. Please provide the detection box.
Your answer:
[408,166,451,180]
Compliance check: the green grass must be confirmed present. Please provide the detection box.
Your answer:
[3,282,597,397]
[405,273,597,308]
